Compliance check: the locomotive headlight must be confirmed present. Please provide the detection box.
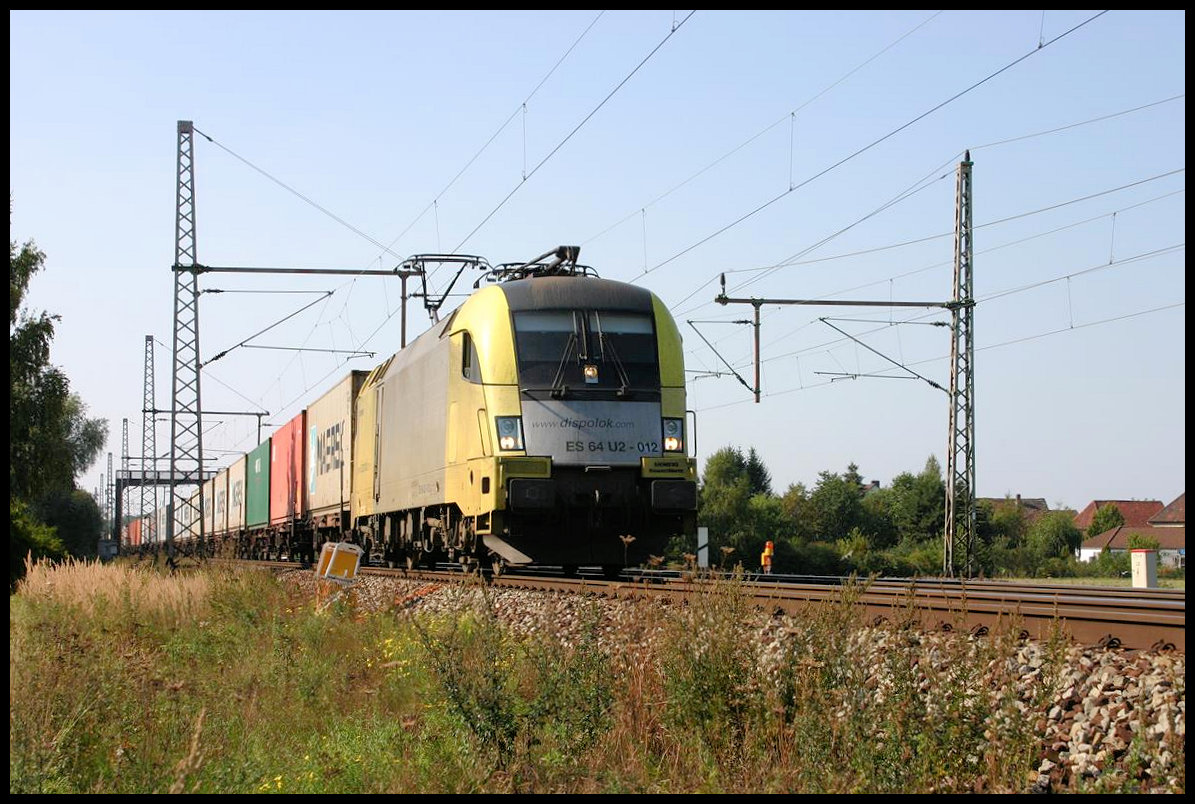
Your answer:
[496,416,524,451]
[662,417,684,452]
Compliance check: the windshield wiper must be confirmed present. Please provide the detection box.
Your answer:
[546,332,577,399]
[597,330,634,398]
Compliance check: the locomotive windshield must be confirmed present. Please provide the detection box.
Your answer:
[513,310,659,399]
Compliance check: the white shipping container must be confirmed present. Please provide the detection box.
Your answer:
[157,504,169,545]
[212,469,230,536]
[227,455,247,533]
[203,477,217,536]
[175,488,201,539]
[305,370,367,518]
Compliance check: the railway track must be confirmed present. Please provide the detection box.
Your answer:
[237,559,1185,652]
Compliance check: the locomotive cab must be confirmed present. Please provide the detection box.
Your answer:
[483,270,697,570]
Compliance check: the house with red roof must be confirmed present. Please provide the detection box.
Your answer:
[1077,493,1185,568]
[1073,499,1163,532]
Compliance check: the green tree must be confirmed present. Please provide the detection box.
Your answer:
[696,446,794,569]
[808,465,866,541]
[859,486,899,549]
[779,482,815,543]
[1025,510,1082,561]
[1087,502,1126,539]
[10,217,108,580]
[1126,532,1161,551]
[697,446,754,563]
[10,498,63,590]
[744,447,771,496]
[984,497,1030,549]
[35,489,103,560]
[842,461,865,491]
[743,492,787,569]
[702,446,748,490]
[885,455,945,545]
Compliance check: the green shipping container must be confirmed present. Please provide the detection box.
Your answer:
[246,439,271,527]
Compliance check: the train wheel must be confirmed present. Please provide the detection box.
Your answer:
[491,558,504,577]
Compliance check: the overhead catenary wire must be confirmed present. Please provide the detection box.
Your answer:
[383,10,606,278]
[450,11,697,254]
[642,10,1110,280]
[201,291,333,367]
[670,99,1185,316]
[694,169,1184,363]
[694,300,1185,414]
[744,183,1186,356]
[686,174,1186,367]
[154,337,265,415]
[581,10,945,249]
[735,180,1185,280]
[733,167,1185,291]
[193,127,403,261]
[749,242,1184,369]
[686,320,755,394]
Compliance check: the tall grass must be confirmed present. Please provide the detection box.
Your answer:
[17,554,211,625]
[9,559,1184,793]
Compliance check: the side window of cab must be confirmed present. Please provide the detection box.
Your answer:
[462,332,482,383]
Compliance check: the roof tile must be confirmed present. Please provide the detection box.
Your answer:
[1149,492,1185,525]
[1073,500,1164,530]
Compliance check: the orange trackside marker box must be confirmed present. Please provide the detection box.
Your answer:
[316,542,363,584]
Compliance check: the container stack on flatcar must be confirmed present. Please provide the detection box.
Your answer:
[225,454,246,552]
[128,247,698,575]
[307,370,369,556]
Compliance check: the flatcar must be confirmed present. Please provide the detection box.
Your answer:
[134,246,698,575]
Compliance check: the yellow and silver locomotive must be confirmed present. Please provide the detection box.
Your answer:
[352,246,697,574]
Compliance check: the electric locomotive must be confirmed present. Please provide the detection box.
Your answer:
[352,246,697,574]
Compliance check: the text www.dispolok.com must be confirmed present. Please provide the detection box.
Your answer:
[529,418,635,429]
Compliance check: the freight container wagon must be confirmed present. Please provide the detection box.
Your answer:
[156,504,170,546]
[211,468,230,540]
[174,487,201,544]
[243,439,271,558]
[306,370,367,542]
[246,440,270,529]
[269,411,307,559]
[226,454,247,540]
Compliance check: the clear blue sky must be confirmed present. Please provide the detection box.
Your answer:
[10,10,1185,514]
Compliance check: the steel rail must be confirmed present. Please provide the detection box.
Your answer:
[238,560,1185,653]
